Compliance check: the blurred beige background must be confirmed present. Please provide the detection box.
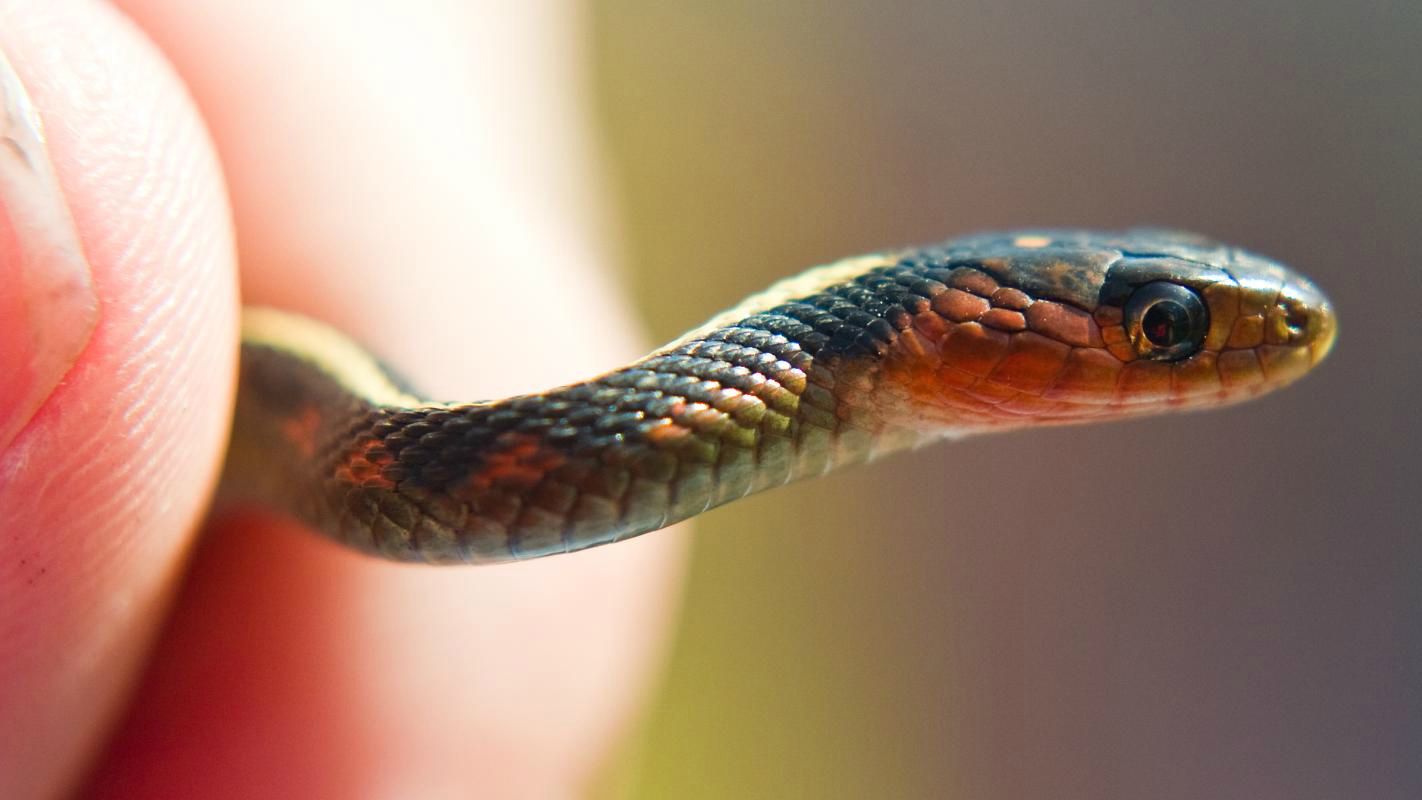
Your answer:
[587,2,1420,799]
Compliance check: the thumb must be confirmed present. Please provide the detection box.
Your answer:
[0,1,235,797]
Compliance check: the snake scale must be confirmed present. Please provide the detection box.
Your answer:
[223,229,1335,564]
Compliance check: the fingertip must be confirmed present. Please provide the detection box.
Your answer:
[0,1,236,796]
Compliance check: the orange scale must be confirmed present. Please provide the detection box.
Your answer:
[985,331,1071,394]
[990,287,1033,310]
[895,327,937,360]
[931,288,990,322]
[1106,341,1136,362]
[934,365,980,390]
[1093,305,1123,326]
[947,268,1000,296]
[1026,301,1102,348]
[938,322,1011,377]
[337,437,397,489]
[1043,347,1121,402]
[912,309,952,340]
[980,308,1027,332]
[1117,360,1173,402]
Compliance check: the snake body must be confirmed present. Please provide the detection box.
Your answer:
[223,229,1335,563]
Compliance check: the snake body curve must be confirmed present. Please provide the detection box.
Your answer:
[223,229,1335,563]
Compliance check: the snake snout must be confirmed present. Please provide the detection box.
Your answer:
[1233,274,1337,392]
[1279,277,1337,365]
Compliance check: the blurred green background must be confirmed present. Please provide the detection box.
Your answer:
[588,2,1420,798]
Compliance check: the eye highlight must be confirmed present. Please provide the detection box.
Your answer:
[1123,281,1208,361]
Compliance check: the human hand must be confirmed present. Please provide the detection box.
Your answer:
[0,2,687,797]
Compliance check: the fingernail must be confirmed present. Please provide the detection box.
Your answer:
[0,47,97,452]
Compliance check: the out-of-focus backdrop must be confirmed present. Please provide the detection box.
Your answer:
[587,3,1419,798]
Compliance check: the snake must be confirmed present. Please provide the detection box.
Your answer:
[222,229,1335,564]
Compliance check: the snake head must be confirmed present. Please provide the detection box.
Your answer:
[875,229,1336,432]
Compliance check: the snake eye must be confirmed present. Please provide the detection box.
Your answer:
[1123,281,1208,361]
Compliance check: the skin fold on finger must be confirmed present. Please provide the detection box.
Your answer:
[0,1,237,798]
[90,1,689,797]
